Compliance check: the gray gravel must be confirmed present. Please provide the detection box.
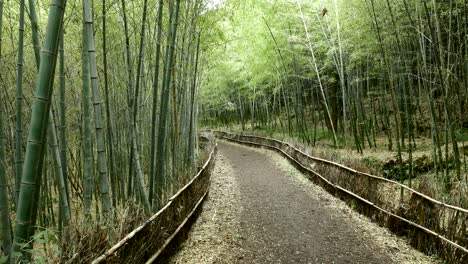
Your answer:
[169,141,440,264]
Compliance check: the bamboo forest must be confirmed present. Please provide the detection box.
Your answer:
[0,0,467,263]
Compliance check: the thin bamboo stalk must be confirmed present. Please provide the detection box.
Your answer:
[83,0,112,215]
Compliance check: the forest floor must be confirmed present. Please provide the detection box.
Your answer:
[168,140,440,264]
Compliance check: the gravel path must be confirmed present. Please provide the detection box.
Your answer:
[169,141,440,264]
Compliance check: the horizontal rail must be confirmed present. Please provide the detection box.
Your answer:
[146,186,210,264]
[92,144,217,264]
[216,132,468,255]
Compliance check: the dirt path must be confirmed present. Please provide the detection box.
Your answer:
[169,141,439,264]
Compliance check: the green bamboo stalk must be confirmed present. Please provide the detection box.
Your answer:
[263,17,292,135]
[83,0,112,215]
[0,91,12,262]
[171,56,179,176]
[102,0,117,207]
[0,1,12,259]
[187,32,201,167]
[14,0,25,205]
[175,1,190,166]
[82,7,93,219]
[26,0,70,232]
[149,0,164,206]
[130,0,151,210]
[155,0,181,209]
[130,133,150,210]
[332,0,347,144]
[27,0,40,65]
[367,0,403,185]
[59,28,70,215]
[296,0,338,146]
[47,111,70,230]
[12,0,67,259]
[155,0,175,208]
[133,0,149,161]
[423,0,461,188]
[120,0,135,200]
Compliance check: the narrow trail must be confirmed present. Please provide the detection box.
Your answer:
[169,141,439,264]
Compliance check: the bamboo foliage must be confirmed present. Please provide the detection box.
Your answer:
[200,0,467,201]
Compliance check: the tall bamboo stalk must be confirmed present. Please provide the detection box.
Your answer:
[26,0,70,231]
[83,0,112,215]
[120,0,135,200]
[332,0,347,144]
[423,0,461,188]
[47,111,70,230]
[131,0,151,210]
[367,0,403,185]
[59,28,70,215]
[82,11,93,219]
[0,84,12,261]
[28,0,40,65]
[12,0,67,259]
[149,0,164,206]
[188,32,201,166]
[0,1,11,258]
[14,0,25,205]
[102,0,117,207]
[155,0,181,208]
[296,0,338,147]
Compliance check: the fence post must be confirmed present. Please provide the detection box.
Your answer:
[418,203,425,251]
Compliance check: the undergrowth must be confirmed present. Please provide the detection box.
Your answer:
[23,137,216,263]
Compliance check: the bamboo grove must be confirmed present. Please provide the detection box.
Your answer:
[201,0,467,199]
[0,0,212,261]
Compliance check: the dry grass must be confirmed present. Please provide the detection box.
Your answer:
[22,137,217,263]
[58,201,150,263]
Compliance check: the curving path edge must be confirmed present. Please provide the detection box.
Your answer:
[169,141,439,264]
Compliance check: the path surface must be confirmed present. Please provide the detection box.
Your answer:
[169,141,439,264]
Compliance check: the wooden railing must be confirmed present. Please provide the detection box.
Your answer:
[91,144,217,264]
[215,131,467,264]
